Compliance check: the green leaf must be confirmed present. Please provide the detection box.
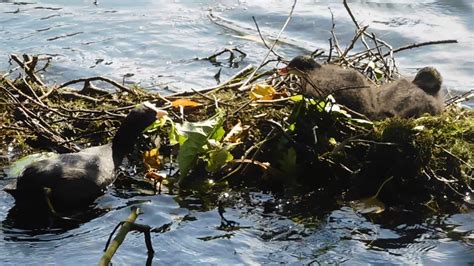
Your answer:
[205,146,234,173]
[176,110,226,179]
[211,126,226,142]
[289,94,303,102]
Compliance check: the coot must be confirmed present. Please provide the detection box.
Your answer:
[376,67,444,118]
[3,102,167,210]
[279,55,377,118]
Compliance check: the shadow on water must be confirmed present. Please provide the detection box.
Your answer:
[1,202,108,240]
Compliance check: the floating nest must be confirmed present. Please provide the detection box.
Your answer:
[1,4,472,217]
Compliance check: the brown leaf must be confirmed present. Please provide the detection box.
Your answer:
[145,170,165,182]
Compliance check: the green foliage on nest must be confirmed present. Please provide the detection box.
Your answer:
[1,70,472,216]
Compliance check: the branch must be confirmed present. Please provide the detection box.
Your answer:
[252,16,282,59]
[100,207,154,266]
[57,76,137,95]
[239,0,297,90]
[382,39,458,58]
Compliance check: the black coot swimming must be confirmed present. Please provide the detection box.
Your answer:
[3,102,167,211]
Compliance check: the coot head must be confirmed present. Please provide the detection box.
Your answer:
[412,67,443,96]
[112,102,168,165]
[278,55,321,76]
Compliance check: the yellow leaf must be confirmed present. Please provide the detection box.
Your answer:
[171,98,201,108]
[143,148,161,169]
[249,84,277,100]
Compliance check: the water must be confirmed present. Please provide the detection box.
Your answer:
[0,0,472,93]
[1,0,473,265]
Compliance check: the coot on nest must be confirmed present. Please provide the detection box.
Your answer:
[376,67,444,118]
[279,55,377,118]
[3,102,167,210]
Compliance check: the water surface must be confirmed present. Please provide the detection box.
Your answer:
[0,0,473,265]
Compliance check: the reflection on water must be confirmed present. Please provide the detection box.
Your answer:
[0,0,473,264]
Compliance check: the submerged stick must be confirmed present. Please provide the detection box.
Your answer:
[99,207,154,266]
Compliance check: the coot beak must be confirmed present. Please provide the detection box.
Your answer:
[277,67,290,76]
[142,101,168,119]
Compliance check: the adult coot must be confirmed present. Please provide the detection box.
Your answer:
[279,55,377,119]
[3,102,167,210]
[375,67,444,118]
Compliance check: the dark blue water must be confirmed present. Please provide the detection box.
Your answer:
[1,0,473,265]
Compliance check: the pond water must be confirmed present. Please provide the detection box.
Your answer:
[0,0,473,265]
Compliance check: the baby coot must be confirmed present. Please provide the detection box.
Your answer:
[412,67,443,96]
[279,55,377,119]
[4,102,167,210]
[375,67,444,118]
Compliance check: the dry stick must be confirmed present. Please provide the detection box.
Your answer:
[444,89,473,106]
[221,128,275,179]
[1,77,69,118]
[57,76,137,95]
[238,0,297,91]
[196,64,255,95]
[328,7,342,57]
[370,32,392,79]
[381,39,458,58]
[342,0,394,63]
[1,84,79,152]
[191,88,235,107]
[341,0,371,51]
[57,91,100,103]
[230,0,297,116]
[346,44,384,61]
[340,25,369,59]
[327,38,334,63]
[342,0,456,67]
[197,47,247,65]
[99,207,154,266]
[10,54,46,87]
[252,16,282,59]
[2,77,66,122]
[21,75,45,105]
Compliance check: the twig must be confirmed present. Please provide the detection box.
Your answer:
[10,54,46,87]
[328,7,343,58]
[100,207,154,266]
[382,39,458,58]
[191,88,235,107]
[57,76,137,95]
[340,25,369,59]
[444,89,473,106]
[252,16,282,59]
[238,0,297,90]
[436,145,473,168]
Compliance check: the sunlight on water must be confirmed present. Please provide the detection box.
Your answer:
[0,0,473,265]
